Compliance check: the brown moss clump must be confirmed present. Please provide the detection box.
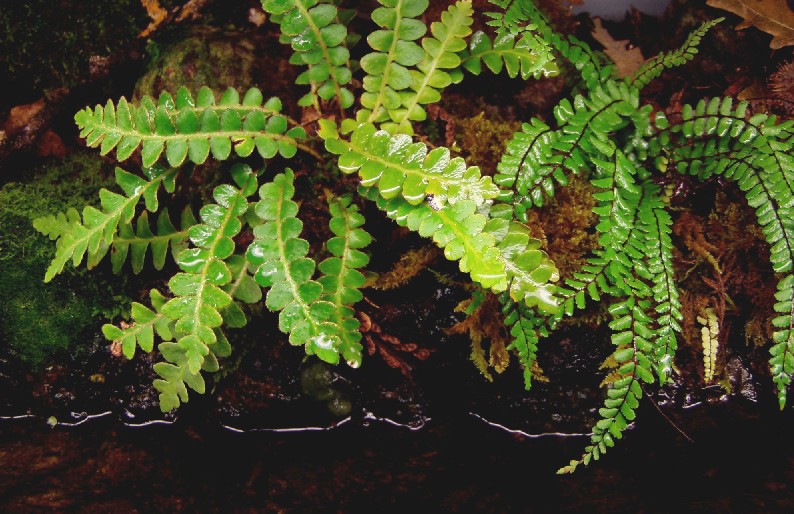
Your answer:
[455,113,521,176]
[673,188,776,383]
[523,173,599,280]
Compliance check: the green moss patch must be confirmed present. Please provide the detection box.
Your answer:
[0,153,132,369]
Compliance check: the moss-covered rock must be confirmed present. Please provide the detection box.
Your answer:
[0,152,133,369]
[134,26,262,99]
[133,25,300,107]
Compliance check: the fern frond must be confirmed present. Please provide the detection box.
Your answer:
[771,276,794,408]
[366,189,508,291]
[654,98,794,406]
[555,150,643,317]
[261,0,355,109]
[320,120,499,207]
[317,195,372,368]
[547,31,613,90]
[484,0,541,35]
[497,81,638,215]
[459,30,558,81]
[33,166,178,282]
[358,0,429,126]
[697,306,719,383]
[559,296,656,473]
[247,170,347,364]
[501,296,546,390]
[636,184,681,383]
[111,207,197,274]
[629,19,723,90]
[74,87,306,167]
[159,165,258,375]
[102,289,174,359]
[152,334,229,412]
[391,0,474,134]
[363,188,560,314]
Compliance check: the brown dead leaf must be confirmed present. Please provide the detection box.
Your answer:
[591,18,646,78]
[175,0,209,23]
[139,0,168,38]
[707,0,794,49]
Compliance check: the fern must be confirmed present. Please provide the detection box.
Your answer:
[495,80,638,216]
[459,30,559,81]
[158,164,257,375]
[357,0,429,127]
[33,165,178,281]
[559,295,656,474]
[501,296,546,390]
[317,195,371,367]
[111,207,196,274]
[247,169,369,364]
[74,87,306,167]
[36,0,794,474]
[261,0,356,110]
[390,0,474,134]
[320,120,499,207]
[629,18,724,90]
[637,185,681,383]
[653,97,794,406]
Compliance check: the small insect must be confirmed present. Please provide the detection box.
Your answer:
[426,193,443,211]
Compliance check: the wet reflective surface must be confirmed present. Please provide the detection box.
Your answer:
[1,397,793,513]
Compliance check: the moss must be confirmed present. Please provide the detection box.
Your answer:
[455,113,521,176]
[0,152,133,369]
[0,0,146,109]
[134,25,297,102]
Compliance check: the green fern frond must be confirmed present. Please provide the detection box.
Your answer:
[547,31,613,89]
[390,0,474,134]
[247,169,349,364]
[74,86,306,167]
[630,18,723,90]
[152,333,229,412]
[496,81,638,216]
[637,183,681,383]
[501,296,546,390]
[555,150,643,317]
[102,289,174,359]
[459,30,558,81]
[559,296,655,474]
[363,187,560,314]
[485,0,540,35]
[33,165,178,282]
[772,276,794,408]
[261,0,356,110]
[366,188,508,290]
[159,165,258,376]
[320,120,499,207]
[317,195,372,368]
[111,207,197,274]
[357,0,429,126]
[652,98,794,405]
